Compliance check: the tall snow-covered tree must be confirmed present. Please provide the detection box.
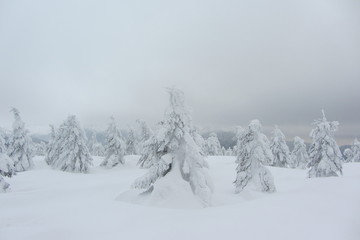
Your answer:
[291,136,309,169]
[234,119,276,193]
[126,128,138,155]
[205,133,222,156]
[349,138,360,162]
[270,126,290,168]
[307,110,342,178]
[0,132,14,192]
[7,108,34,172]
[132,88,214,207]
[51,116,93,173]
[100,117,125,168]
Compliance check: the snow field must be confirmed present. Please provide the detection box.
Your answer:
[1,155,360,240]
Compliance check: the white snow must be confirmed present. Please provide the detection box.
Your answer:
[1,155,360,240]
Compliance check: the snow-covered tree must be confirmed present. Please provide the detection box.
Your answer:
[136,134,162,168]
[225,147,234,156]
[132,88,214,207]
[135,119,153,152]
[234,119,276,193]
[126,128,138,155]
[100,117,125,168]
[291,136,309,169]
[221,146,226,155]
[7,108,34,172]
[270,126,291,168]
[0,132,14,192]
[51,116,93,173]
[92,142,105,157]
[307,110,342,178]
[343,148,353,163]
[349,138,360,162]
[44,125,57,165]
[233,126,245,159]
[191,128,207,156]
[34,141,47,156]
[205,133,222,156]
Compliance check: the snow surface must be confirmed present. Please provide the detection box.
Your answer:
[1,155,360,240]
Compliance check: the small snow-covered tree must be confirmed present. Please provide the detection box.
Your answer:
[234,119,276,193]
[87,130,105,156]
[270,126,291,168]
[44,125,57,165]
[7,108,34,172]
[225,147,234,156]
[51,116,93,173]
[136,119,153,152]
[205,133,222,156]
[343,148,353,163]
[126,128,138,155]
[100,117,125,168]
[132,88,214,207]
[0,132,14,192]
[92,142,105,157]
[307,110,342,178]
[349,138,360,162]
[34,141,47,156]
[291,136,309,169]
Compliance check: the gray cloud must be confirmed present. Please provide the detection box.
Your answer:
[0,0,359,144]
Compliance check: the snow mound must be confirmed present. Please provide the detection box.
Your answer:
[117,164,203,209]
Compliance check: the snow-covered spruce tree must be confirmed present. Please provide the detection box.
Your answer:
[224,147,234,156]
[132,88,214,207]
[7,108,34,172]
[205,133,222,156]
[350,138,360,162]
[135,119,153,151]
[343,148,353,163]
[35,141,47,156]
[92,142,105,157]
[0,132,14,192]
[270,126,291,168]
[136,134,162,168]
[51,116,93,173]
[221,146,226,155]
[44,125,57,165]
[291,136,309,169]
[233,126,245,161]
[234,119,276,193]
[100,117,125,168]
[191,128,207,156]
[126,128,138,155]
[307,110,342,178]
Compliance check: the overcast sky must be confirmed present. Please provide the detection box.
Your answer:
[0,0,359,144]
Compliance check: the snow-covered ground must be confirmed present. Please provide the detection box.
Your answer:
[1,156,359,240]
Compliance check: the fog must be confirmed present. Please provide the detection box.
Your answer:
[0,0,359,144]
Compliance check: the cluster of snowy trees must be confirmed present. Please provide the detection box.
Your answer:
[0,90,357,210]
[0,108,34,192]
[233,110,344,193]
